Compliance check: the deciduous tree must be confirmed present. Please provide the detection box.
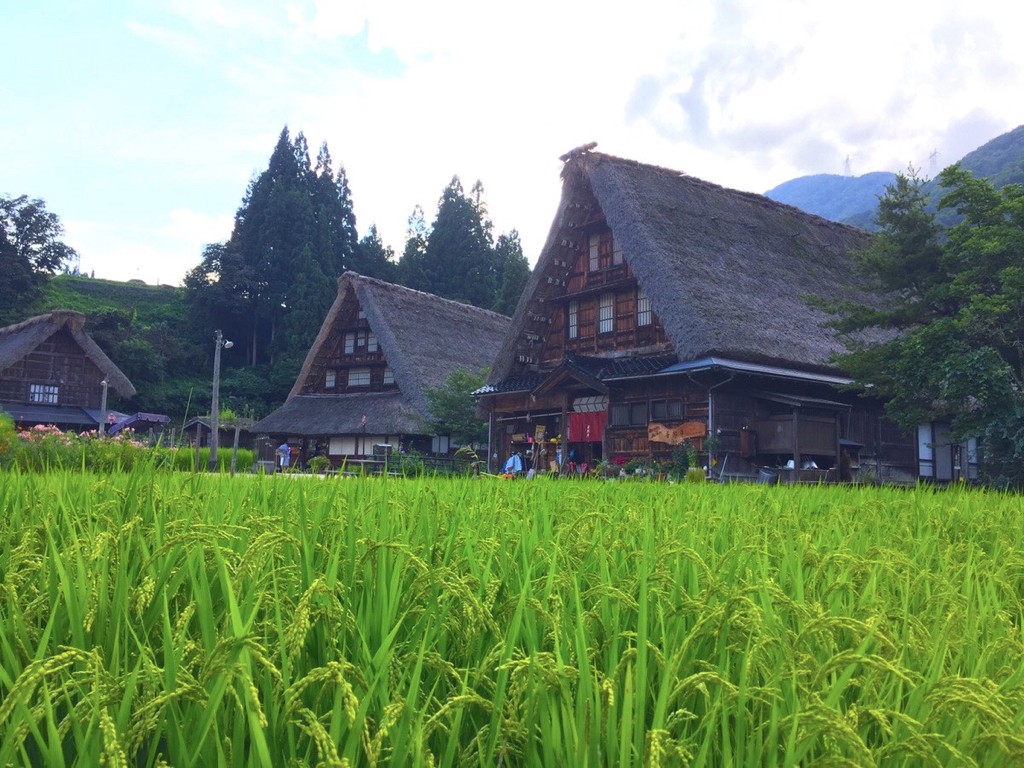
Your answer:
[821,164,1024,486]
[0,195,78,323]
[424,367,489,447]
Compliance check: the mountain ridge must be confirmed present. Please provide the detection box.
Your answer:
[764,124,1024,227]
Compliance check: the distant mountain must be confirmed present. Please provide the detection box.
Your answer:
[763,171,896,224]
[953,124,1024,188]
[764,124,1024,229]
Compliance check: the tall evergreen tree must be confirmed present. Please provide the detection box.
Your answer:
[397,205,430,291]
[185,126,359,372]
[422,176,498,307]
[353,224,397,281]
[311,142,359,280]
[492,230,530,315]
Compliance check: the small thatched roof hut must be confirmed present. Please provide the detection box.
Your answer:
[0,311,135,397]
[0,310,137,431]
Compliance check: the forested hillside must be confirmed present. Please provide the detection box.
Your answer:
[9,126,530,423]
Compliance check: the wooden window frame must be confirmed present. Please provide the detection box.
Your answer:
[637,288,652,326]
[568,300,579,339]
[651,399,682,420]
[325,370,336,388]
[610,401,647,427]
[347,367,371,387]
[598,293,614,334]
[29,383,59,404]
[383,366,395,385]
[588,230,623,272]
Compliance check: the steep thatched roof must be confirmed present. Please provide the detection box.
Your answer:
[491,148,875,385]
[254,273,510,436]
[0,310,136,397]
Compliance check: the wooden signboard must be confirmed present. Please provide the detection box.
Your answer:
[648,420,707,445]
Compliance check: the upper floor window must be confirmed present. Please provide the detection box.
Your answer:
[383,366,395,385]
[588,231,624,272]
[637,288,652,327]
[29,383,59,404]
[348,367,371,387]
[598,293,614,334]
[343,330,377,356]
[568,300,579,339]
[325,370,336,388]
[588,233,600,272]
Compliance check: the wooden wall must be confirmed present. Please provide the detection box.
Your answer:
[0,328,104,408]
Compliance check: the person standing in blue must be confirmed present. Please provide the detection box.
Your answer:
[277,442,291,470]
[502,451,523,474]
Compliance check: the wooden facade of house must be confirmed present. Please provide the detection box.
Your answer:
[0,311,136,431]
[478,146,973,483]
[252,272,510,469]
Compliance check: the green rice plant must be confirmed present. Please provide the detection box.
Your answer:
[1,469,1024,765]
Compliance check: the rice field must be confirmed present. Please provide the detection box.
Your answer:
[1,469,1023,767]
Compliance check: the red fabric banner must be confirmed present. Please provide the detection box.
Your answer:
[569,411,606,442]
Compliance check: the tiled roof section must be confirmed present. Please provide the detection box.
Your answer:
[475,373,546,395]
[567,354,678,380]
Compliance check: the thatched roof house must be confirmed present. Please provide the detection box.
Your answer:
[253,272,510,460]
[477,146,947,483]
[489,147,875,388]
[0,310,136,430]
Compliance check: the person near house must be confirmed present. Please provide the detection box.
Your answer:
[277,442,291,470]
[503,451,523,474]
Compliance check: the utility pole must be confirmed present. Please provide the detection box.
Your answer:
[209,330,233,471]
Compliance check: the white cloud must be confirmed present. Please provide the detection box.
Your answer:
[7,0,1024,285]
[66,209,232,285]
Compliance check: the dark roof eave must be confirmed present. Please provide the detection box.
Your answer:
[628,357,854,386]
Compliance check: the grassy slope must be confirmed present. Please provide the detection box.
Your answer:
[40,274,187,324]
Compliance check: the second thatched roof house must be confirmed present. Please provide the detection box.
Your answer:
[0,310,136,432]
[476,144,976,483]
[252,272,510,468]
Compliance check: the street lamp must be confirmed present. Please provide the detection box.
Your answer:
[99,378,109,439]
[209,330,234,471]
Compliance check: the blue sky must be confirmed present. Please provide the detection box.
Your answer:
[4,0,1023,285]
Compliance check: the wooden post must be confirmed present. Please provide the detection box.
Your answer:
[98,379,109,438]
[791,409,800,483]
[194,423,202,473]
[230,425,241,476]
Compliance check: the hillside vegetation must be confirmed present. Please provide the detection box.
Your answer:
[39,275,212,419]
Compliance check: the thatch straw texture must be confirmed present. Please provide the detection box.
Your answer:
[255,273,510,436]
[0,310,136,397]
[491,150,875,386]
